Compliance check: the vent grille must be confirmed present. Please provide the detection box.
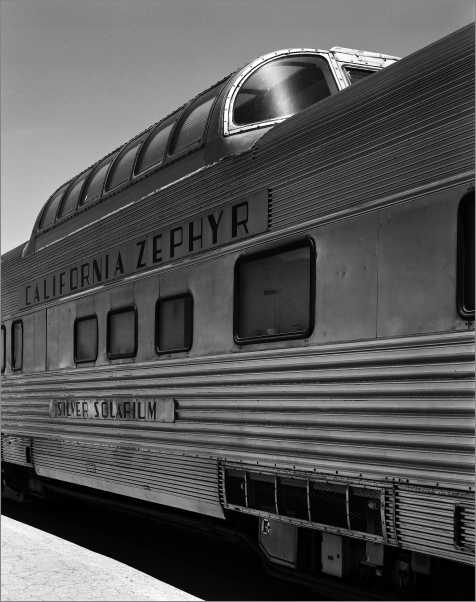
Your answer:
[349,485,383,536]
[310,481,348,529]
[455,503,475,552]
[278,476,309,521]
[222,466,386,541]
[248,472,276,513]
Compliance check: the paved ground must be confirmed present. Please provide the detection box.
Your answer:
[2,498,318,601]
[2,516,201,601]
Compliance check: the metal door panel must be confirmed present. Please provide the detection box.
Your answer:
[312,212,378,343]
[135,274,160,362]
[94,289,110,365]
[46,306,59,370]
[377,190,465,337]
[189,255,234,356]
[58,302,75,369]
[33,310,47,372]
[22,313,34,372]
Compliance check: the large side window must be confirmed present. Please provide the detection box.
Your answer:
[235,240,315,343]
[107,307,137,359]
[156,294,193,354]
[458,192,475,319]
[1,325,5,373]
[75,316,98,364]
[232,55,337,128]
[11,320,23,371]
[168,84,221,156]
[134,115,177,175]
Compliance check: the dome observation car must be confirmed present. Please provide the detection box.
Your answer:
[25,46,399,257]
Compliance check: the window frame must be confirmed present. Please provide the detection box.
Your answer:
[79,152,119,207]
[74,315,99,364]
[1,324,5,373]
[107,305,138,360]
[133,114,179,177]
[233,238,316,345]
[168,84,222,157]
[104,134,148,194]
[57,170,92,220]
[155,292,194,355]
[340,64,379,85]
[11,320,23,372]
[38,184,69,231]
[224,50,339,137]
[457,192,475,320]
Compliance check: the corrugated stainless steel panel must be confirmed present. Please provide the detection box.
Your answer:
[2,26,473,320]
[2,331,473,490]
[2,435,32,467]
[32,437,223,518]
[394,486,474,564]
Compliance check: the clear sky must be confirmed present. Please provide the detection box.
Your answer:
[1,0,474,254]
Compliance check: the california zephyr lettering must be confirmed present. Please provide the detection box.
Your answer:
[48,399,175,423]
[20,190,268,308]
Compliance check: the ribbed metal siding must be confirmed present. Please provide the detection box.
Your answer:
[394,487,474,564]
[2,332,473,489]
[1,26,473,320]
[1,435,31,467]
[32,437,219,505]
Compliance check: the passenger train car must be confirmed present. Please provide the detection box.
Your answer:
[2,24,474,600]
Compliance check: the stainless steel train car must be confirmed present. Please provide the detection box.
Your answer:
[2,24,474,600]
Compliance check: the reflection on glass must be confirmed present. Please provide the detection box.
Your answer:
[233,56,336,126]
[344,67,377,85]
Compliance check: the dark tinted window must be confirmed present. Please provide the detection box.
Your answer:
[11,320,23,371]
[39,185,69,229]
[233,55,337,127]
[1,325,5,373]
[107,307,137,358]
[156,294,193,354]
[343,67,377,84]
[235,241,314,342]
[75,316,98,363]
[169,87,219,155]
[105,135,146,192]
[135,118,176,174]
[458,193,475,318]
[58,170,91,219]
[81,154,117,205]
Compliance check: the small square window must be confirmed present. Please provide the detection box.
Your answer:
[75,316,98,363]
[156,294,193,354]
[234,240,315,344]
[107,307,137,359]
[11,320,23,371]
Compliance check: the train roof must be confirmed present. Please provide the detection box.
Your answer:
[22,46,399,258]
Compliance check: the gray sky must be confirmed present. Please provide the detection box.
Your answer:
[1,0,474,254]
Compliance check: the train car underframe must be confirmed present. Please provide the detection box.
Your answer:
[2,461,474,601]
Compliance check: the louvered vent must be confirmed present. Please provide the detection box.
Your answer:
[222,466,386,541]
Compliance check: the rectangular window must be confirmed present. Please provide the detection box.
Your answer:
[458,193,475,319]
[107,307,137,359]
[156,294,193,354]
[1,325,5,373]
[75,316,98,363]
[11,320,23,371]
[235,240,315,343]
